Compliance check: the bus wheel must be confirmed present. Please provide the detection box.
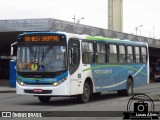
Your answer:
[38,96,51,103]
[117,78,133,96]
[77,82,91,103]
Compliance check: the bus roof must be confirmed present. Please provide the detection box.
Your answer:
[84,35,147,46]
[18,31,148,46]
[64,32,147,46]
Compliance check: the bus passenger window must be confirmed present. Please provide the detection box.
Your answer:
[119,45,126,63]
[134,47,140,63]
[141,47,147,63]
[82,42,94,64]
[109,44,117,63]
[96,43,106,64]
[127,46,133,63]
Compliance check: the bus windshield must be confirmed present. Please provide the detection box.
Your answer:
[17,45,66,73]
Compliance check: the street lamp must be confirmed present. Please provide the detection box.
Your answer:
[72,15,84,24]
[77,17,84,24]
[135,25,143,35]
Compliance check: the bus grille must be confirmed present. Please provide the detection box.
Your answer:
[25,83,53,85]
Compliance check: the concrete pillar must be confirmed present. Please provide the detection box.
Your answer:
[108,0,123,32]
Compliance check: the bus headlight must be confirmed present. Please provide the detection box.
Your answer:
[16,79,26,86]
[53,82,58,86]
[52,78,67,86]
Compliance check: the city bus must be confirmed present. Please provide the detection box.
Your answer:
[16,32,149,103]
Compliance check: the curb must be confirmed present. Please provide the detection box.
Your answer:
[147,93,160,101]
[0,87,16,93]
[132,93,160,101]
[0,90,16,93]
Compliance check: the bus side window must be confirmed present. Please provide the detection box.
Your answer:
[96,43,106,64]
[127,46,133,63]
[141,47,147,63]
[82,42,94,64]
[134,46,140,63]
[119,45,126,64]
[109,44,117,64]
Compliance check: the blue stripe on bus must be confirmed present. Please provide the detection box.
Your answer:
[16,71,68,84]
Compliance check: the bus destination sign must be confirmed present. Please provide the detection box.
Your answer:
[24,35,60,42]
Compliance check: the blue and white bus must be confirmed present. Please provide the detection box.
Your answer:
[16,32,149,103]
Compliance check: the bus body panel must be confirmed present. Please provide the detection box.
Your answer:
[70,67,83,95]
[82,64,148,92]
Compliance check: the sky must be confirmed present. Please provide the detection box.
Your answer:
[124,0,160,39]
[0,0,160,39]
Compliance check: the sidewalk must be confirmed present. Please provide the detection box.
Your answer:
[0,86,16,93]
[0,79,16,93]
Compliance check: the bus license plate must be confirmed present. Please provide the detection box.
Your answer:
[34,89,42,93]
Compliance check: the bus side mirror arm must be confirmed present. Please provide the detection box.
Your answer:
[10,42,17,60]
[11,46,14,56]
[11,42,17,56]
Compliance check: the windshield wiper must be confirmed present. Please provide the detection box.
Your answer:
[42,45,54,60]
[29,46,36,58]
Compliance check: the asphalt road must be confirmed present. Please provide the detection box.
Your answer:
[0,82,160,120]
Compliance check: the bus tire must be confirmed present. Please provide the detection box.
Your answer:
[117,78,133,96]
[38,96,51,103]
[77,82,91,103]
[125,78,133,96]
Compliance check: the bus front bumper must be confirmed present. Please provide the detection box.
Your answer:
[16,81,70,96]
